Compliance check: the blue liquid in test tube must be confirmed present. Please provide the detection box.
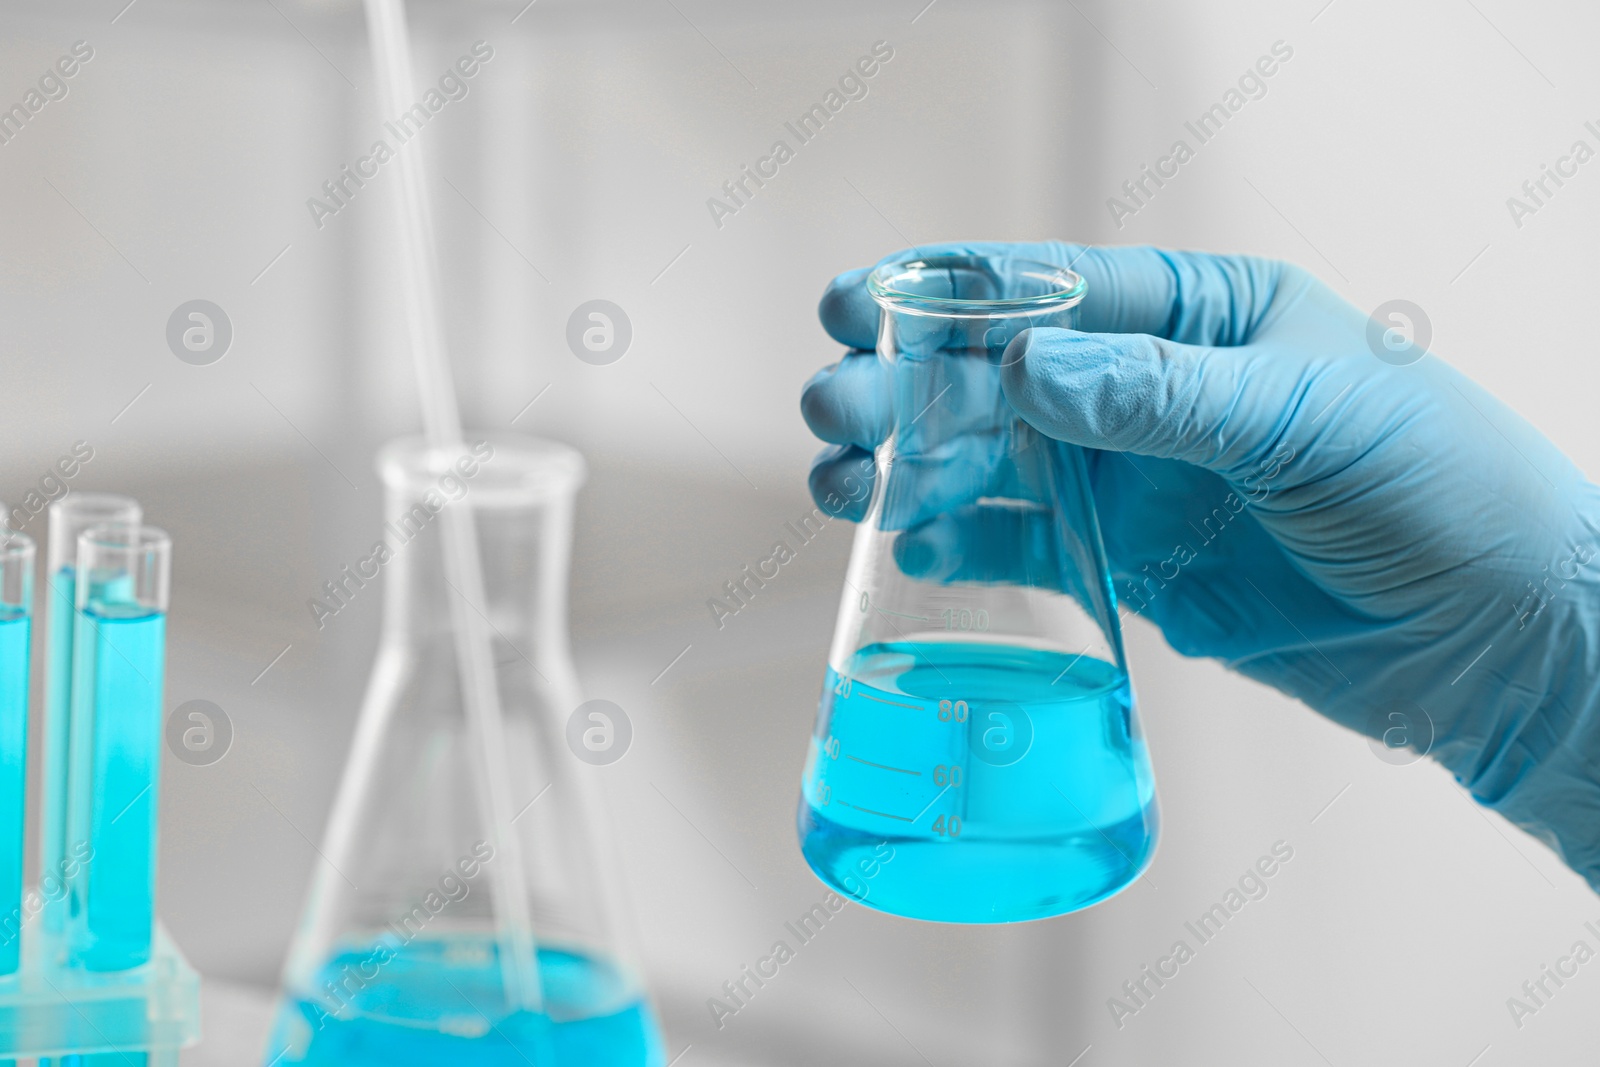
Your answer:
[0,533,35,980]
[69,608,164,970]
[66,524,168,975]
[41,566,75,940]
[0,613,27,977]
[42,495,139,942]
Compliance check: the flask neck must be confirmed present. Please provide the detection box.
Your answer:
[377,485,578,668]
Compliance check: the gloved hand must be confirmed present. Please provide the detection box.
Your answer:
[801,241,1600,891]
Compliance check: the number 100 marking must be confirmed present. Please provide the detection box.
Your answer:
[941,607,989,631]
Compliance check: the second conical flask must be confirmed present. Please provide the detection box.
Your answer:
[798,254,1160,923]
[267,433,663,1065]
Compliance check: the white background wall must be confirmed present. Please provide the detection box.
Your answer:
[3,0,1599,1063]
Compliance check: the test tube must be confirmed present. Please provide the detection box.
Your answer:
[41,494,140,943]
[66,524,169,973]
[0,533,33,979]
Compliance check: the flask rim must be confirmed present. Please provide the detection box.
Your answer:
[867,254,1086,319]
[377,432,587,505]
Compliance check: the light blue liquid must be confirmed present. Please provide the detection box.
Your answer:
[266,937,662,1066]
[67,606,164,972]
[41,566,75,938]
[0,612,30,977]
[799,640,1158,923]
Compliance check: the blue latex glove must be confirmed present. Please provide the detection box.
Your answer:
[802,241,1600,891]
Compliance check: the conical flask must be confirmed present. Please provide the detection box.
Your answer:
[798,254,1159,924]
[267,433,663,1066]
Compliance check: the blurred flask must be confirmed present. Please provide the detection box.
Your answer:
[266,434,662,1066]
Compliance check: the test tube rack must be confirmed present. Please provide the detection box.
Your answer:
[0,918,199,1063]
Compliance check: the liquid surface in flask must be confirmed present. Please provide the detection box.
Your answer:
[269,936,660,1066]
[799,640,1156,923]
